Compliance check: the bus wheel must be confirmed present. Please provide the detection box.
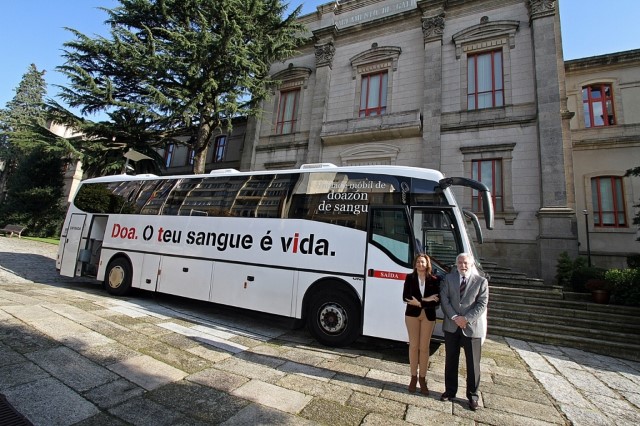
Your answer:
[104,257,132,296]
[307,291,360,347]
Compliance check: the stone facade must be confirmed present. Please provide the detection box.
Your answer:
[159,0,639,281]
[238,0,577,282]
[565,50,640,269]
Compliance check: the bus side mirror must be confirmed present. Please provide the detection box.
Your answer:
[438,177,494,230]
[480,190,494,230]
[463,209,484,244]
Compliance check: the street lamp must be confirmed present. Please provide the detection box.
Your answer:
[583,210,592,267]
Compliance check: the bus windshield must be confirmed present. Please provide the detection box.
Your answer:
[411,208,460,274]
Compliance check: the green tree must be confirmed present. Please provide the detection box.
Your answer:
[0,147,66,237]
[0,64,47,203]
[56,0,305,174]
[627,166,640,241]
[0,64,69,236]
[47,104,165,177]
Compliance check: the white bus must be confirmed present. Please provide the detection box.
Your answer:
[56,163,493,346]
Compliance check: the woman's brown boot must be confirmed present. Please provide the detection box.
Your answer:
[418,376,429,395]
[408,375,417,393]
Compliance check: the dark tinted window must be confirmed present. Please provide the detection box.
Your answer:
[74,181,140,214]
[73,173,443,225]
[287,172,405,231]
[162,178,204,216]
[370,208,412,266]
[410,178,448,206]
[139,180,176,215]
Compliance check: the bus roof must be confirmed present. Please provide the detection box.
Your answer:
[80,164,447,184]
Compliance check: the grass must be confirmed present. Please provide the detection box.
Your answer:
[23,236,60,245]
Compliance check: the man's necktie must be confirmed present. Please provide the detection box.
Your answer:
[460,276,467,298]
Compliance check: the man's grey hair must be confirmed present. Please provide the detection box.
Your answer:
[456,252,473,263]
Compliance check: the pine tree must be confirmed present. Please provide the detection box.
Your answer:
[0,64,67,235]
[0,64,49,204]
[0,147,66,237]
[56,0,305,174]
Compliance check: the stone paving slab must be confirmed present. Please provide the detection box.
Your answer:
[4,377,100,425]
[2,238,639,425]
[0,361,50,391]
[221,403,317,425]
[232,379,313,414]
[506,337,640,426]
[299,397,368,425]
[84,378,146,409]
[25,346,119,392]
[107,354,188,390]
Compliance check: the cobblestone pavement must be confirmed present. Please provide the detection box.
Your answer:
[1,237,639,425]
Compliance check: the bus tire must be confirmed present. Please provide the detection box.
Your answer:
[307,291,360,347]
[104,257,132,296]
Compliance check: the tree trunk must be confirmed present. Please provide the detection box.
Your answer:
[192,149,207,174]
[0,161,14,204]
[192,122,211,174]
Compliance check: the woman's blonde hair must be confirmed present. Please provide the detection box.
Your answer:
[413,253,432,275]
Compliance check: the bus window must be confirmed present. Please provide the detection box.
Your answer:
[410,178,448,205]
[74,181,139,214]
[160,178,203,216]
[132,180,162,213]
[139,180,176,215]
[370,208,412,267]
[412,209,460,271]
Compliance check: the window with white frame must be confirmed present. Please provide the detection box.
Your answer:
[591,176,627,227]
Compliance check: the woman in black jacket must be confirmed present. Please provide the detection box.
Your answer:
[402,253,440,395]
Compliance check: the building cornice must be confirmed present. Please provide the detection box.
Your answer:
[565,49,640,72]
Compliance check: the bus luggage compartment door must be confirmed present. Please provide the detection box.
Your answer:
[59,214,87,277]
[211,263,295,316]
[139,254,161,292]
[157,257,214,301]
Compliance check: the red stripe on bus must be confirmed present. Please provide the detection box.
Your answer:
[372,270,407,280]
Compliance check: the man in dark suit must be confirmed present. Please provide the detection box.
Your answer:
[439,252,489,411]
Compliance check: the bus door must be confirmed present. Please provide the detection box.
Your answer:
[410,207,461,337]
[363,207,414,342]
[59,213,87,277]
[411,208,460,272]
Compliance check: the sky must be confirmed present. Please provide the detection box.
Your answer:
[1,0,639,113]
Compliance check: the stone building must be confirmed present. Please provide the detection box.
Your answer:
[565,49,640,269]
[236,0,576,283]
[160,0,639,282]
